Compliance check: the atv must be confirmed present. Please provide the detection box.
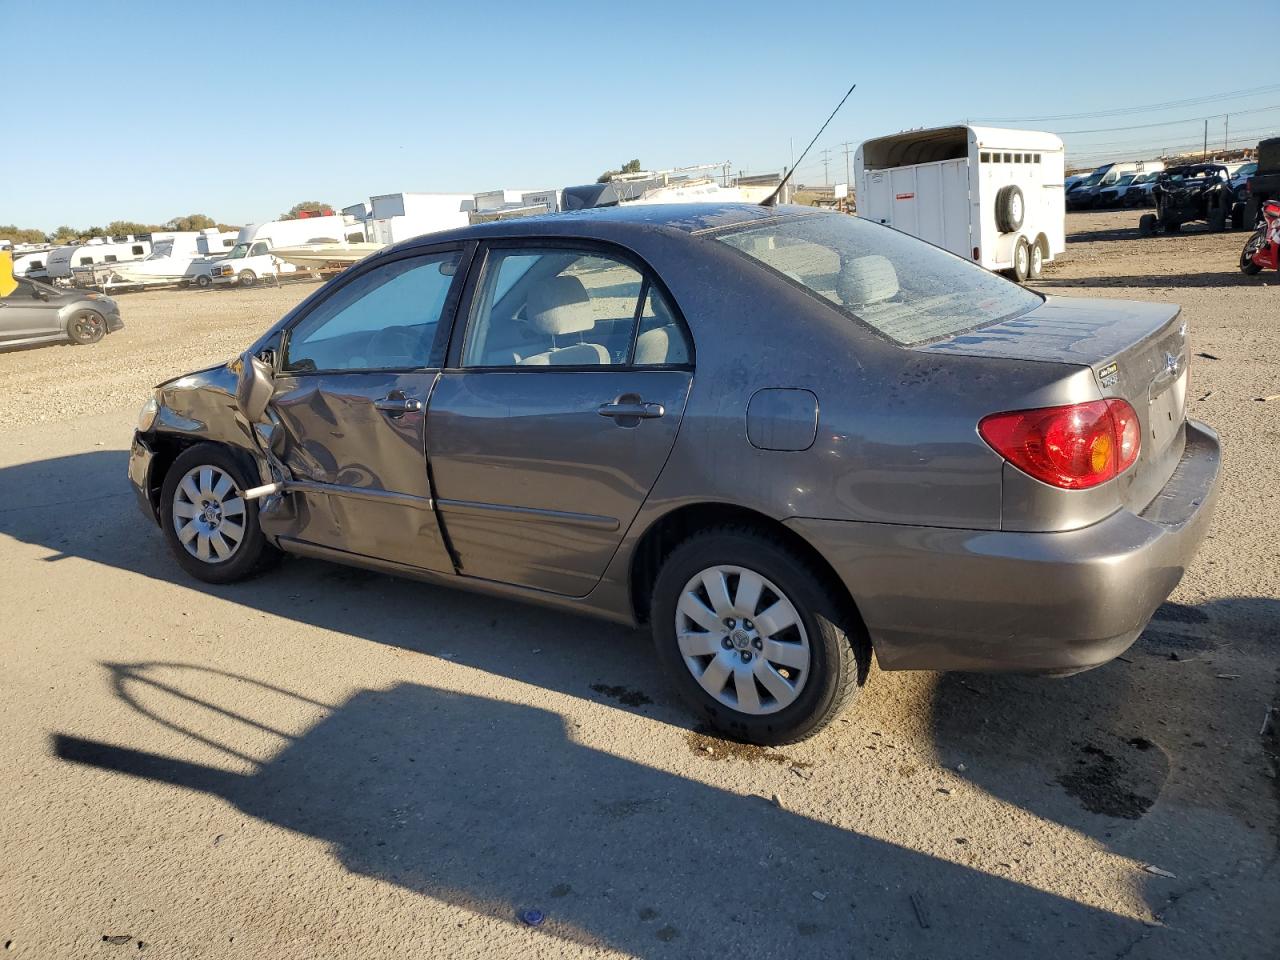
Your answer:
[1138,163,1238,235]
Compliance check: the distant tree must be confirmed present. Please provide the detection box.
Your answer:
[165,213,217,232]
[49,225,80,244]
[215,223,240,233]
[596,158,643,183]
[0,225,47,244]
[105,220,158,237]
[280,201,334,220]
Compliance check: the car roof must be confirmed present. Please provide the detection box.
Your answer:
[389,202,819,254]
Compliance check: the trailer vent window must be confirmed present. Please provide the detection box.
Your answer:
[718,214,1041,347]
[79,257,93,265]
[105,255,117,263]
[981,152,991,163]
[1034,154,1042,163]
[132,245,144,255]
[1003,153,1012,163]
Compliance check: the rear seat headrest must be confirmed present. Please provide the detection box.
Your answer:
[527,275,595,335]
[836,254,899,308]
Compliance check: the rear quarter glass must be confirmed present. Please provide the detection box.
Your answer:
[716,214,1041,346]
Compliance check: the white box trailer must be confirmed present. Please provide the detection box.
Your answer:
[367,192,472,245]
[855,125,1065,282]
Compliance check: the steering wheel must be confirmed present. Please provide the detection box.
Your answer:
[365,325,423,368]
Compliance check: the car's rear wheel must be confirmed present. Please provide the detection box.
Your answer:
[238,270,257,288]
[650,528,864,744]
[67,309,106,344]
[160,444,274,583]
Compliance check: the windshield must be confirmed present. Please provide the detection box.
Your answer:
[227,243,250,259]
[716,214,1041,347]
[146,239,174,260]
[1078,173,1103,187]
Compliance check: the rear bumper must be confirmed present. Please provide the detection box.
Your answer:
[128,432,159,525]
[786,420,1221,674]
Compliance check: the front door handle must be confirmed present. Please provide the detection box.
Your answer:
[374,396,423,414]
[597,400,665,420]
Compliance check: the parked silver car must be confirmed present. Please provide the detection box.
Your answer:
[128,204,1220,743]
[1,276,123,349]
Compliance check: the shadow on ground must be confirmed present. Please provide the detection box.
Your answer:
[6,450,1277,955]
[54,666,1146,958]
[1036,270,1260,290]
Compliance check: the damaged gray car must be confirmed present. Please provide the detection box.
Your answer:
[129,204,1220,743]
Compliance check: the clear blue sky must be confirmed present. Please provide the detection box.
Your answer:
[3,0,1274,231]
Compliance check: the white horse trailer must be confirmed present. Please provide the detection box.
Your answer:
[855,125,1065,282]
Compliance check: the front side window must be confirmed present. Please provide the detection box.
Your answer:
[463,247,670,368]
[716,213,1041,346]
[285,251,462,372]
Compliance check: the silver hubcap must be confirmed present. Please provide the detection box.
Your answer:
[1017,245,1028,273]
[172,465,246,564]
[675,565,810,716]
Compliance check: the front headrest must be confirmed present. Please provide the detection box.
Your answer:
[836,255,899,308]
[527,275,595,335]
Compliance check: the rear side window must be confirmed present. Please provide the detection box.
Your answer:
[716,214,1040,346]
[462,247,690,368]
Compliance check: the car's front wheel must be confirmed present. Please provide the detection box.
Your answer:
[238,270,257,288]
[160,443,274,583]
[67,309,106,345]
[651,528,864,744]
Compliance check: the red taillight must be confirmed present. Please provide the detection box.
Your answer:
[979,399,1141,489]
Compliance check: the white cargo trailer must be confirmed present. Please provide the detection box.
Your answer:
[855,125,1065,282]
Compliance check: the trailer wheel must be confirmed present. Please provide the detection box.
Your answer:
[238,270,258,288]
[1011,237,1030,283]
[995,185,1025,233]
[1027,237,1045,279]
[1138,213,1158,237]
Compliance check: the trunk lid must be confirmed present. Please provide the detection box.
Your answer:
[918,296,1188,512]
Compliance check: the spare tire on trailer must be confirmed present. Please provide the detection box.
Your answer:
[995,185,1025,233]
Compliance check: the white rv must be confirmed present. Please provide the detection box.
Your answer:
[365,193,472,245]
[855,125,1066,282]
[46,236,151,280]
[209,216,355,287]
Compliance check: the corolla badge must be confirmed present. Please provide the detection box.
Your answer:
[1166,353,1180,376]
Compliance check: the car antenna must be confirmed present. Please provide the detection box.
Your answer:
[761,82,858,208]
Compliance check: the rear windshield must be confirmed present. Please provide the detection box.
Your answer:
[716,214,1041,346]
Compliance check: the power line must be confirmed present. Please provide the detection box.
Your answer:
[976,82,1280,123]
[1054,102,1280,136]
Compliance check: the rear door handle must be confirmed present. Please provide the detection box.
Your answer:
[374,396,423,414]
[597,400,665,420]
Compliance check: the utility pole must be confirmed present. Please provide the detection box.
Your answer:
[820,147,832,185]
[1224,114,1229,154]
[839,140,854,188]
[1203,119,1208,161]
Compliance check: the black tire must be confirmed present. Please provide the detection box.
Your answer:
[650,527,867,745]
[67,309,106,345]
[1241,229,1265,276]
[159,443,276,584]
[238,270,257,288]
[1138,213,1158,237]
[995,185,1025,233]
[1232,202,1246,230]
[1011,236,1030,283]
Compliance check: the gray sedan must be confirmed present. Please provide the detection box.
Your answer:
[128,204,1220,743]
[1,277,123,349]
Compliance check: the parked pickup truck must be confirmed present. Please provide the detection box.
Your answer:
[210,215,352,288]
[1244,138,1280,228]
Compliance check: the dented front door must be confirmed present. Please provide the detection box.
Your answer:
[269,371,453,571]
[264,247,468,573]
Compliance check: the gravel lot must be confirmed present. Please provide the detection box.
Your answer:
[1,212,1277,958]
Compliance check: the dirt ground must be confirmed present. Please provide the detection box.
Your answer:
[1,211,1277,959]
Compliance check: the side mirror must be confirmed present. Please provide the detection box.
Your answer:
[235,349,275,422]
[37,290,50,301]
